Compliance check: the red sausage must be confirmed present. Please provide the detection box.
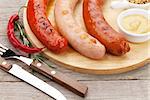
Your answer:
[83,0,130,55]
[27,0,68,53]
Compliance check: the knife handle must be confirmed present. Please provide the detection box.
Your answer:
[0,59,12,72]
[30,60,88,97]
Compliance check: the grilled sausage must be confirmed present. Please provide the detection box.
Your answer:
[83,0,130,55]
[27,0,68,53]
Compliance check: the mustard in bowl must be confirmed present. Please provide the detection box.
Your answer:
[117,8,150,43]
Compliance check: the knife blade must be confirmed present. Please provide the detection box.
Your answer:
[0,58,67,100]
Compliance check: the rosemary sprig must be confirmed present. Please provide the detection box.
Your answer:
[14,19,55,69]
[14,21,31,47]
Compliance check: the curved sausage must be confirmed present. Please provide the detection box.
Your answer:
[83,0,130,56]
[27,0,68,53]
[55,0,106,59]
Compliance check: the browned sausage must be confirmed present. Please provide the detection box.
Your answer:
[27,0,68,53]
[83,0,130,55]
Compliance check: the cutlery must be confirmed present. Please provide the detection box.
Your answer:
[0,43,88,97]
[0,57,66,100]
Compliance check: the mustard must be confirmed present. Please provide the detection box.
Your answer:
[122,14,150,34]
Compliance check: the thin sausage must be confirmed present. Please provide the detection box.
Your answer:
[55,0,106,59]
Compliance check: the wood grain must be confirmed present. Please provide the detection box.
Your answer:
[0,0,150,100]
[0,80,149,100]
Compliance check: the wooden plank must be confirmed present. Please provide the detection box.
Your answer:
[0,0,26,35]
[0,0,25,8]
[0,80,149,100]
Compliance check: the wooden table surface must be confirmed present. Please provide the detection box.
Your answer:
[0,0,150,100]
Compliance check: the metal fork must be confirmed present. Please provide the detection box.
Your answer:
[0,43,33,65]
[0,43,88,97]
[0,44,17,57]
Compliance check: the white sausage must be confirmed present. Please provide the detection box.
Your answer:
[54,0,106,59]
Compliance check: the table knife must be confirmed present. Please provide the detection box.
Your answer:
[12,56,88,97]
[0,58,67,100]
[0,43,88,97]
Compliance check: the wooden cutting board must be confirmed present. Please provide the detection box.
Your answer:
[23,0,150,74]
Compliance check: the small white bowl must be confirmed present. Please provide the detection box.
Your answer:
[111,0,150,9]
[117,8,150,43]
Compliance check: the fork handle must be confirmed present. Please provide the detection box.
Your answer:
[30,60,88,97]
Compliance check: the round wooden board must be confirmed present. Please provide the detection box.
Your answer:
[23,0,150,74]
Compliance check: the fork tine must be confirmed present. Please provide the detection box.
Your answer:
[0,44,9,50]
[0,48,6,53]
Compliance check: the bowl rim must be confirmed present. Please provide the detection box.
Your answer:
[117,8,150,37]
